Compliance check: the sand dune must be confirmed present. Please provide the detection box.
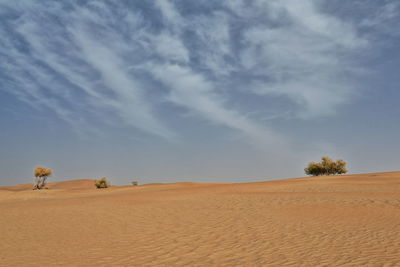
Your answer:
[1,172,400,266]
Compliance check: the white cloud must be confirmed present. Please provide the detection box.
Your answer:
[154,0,184,28]
[68,25,176,140]
[361,2,400,37]
[7,3,176,139]
[0,0,377,147]
[149,63,287,148]
[237,0,366,118]
[189,12,233,76]
[151,31,190,63]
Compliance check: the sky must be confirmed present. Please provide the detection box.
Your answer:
[0,0,399,186]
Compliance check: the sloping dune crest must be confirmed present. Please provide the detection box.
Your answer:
[0,179,96,192]
[1,172,400,266]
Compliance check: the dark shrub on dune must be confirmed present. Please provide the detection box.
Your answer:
[95,177,110,189]
[305,157,347,176]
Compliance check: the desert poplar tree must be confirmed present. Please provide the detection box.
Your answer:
[33,166,52,190]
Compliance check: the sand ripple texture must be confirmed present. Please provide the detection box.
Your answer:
[1,172,400,266]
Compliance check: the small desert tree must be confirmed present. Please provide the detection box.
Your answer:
[33,166,52,190]
[95,177,110,189]
[332,159,347,175]
[321,156,335,175]
[305,157,348,176]
[304,161,324,176]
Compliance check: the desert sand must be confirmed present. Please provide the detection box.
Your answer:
[1,172,400,266]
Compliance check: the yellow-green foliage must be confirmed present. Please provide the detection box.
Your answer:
[34,166,52,178]
[95,177,110,189]
[132,181,138,186]
[33,166,52,190]
[305,157,348,176]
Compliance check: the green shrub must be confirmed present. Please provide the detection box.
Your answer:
[131,181,138,186]
[95,177,110,189]
[305,157,348,176]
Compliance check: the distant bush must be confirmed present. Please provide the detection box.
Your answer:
[95,177,110,189]
[33,166,52,190]
[131,181,138,186]
[305,157,348,176]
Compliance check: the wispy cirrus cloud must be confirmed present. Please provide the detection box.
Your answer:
[233,0,367,118]
[149,63,287,148]
[360,1,400,28]
[0,0,382,148]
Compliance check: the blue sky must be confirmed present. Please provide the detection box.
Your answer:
[0,0,399,185]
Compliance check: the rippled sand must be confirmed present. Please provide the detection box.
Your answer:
[1,172,400,266]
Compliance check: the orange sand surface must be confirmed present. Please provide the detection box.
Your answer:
[1,172,400,266]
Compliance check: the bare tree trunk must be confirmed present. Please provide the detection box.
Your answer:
[33,176,47,190]
[40,176,47,189]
